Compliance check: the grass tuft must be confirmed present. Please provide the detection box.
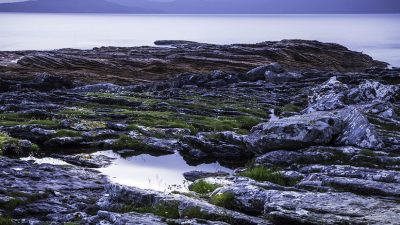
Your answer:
[121,203,180,219]
[181,207,208,219]
[280,103,302,113]
[188,180,221,194]
[113,135,151,151]
[238,166,298,186]
[211,192,235,209]
[359,149,376,157]
[55,129,82,137]
[0,217,13,225]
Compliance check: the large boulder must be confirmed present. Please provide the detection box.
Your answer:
[305,76,349,113]
[335,107,383,149]
[245,106,383,154]
[264,71,303,83]
[88,211,230,225]
[183,132,252,160]
[97,184,269,225]
[354,80,399,103]
[244,111,342,154]
[263,190,400,225]
[183,171,230,182]
[72,83,139,93]
[240,63,284,82]
[209,176,400,225]
[306,78,399,116]
[15,73,74,91]
[297,165,400,197]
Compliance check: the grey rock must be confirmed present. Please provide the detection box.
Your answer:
[263,190,400,225]
[356,80,399,103]
[241,63,284,82]
[264,71,303,83]
[89,211,230,225]
[255,149,334,167]
[360,102,398,119]
[183,132,251,159]
[299,165,400,184]
[245,106,383,154]
[2,139,37,157]
[44,137,85,147]
[183,171,230,182]
[305,76,348,113]
[98,184,271,225]
[137,126,191,138]
[186,149,209,160]
[203,79,228,88]
[30,127,57,137]
[107,122,129,131]
[144,137,182,154]
[0,156,106,223]
[297,173,400,197]
[335,106,383,149]
[83,129,119,140]
[51,153,115,168]
[211,176,400,225]
[72,83,129,93]
[245,111,342,154]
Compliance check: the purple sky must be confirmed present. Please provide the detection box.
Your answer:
[0,0,399,13]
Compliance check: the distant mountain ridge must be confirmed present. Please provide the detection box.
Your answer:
[0,0,399,14]
[111,0,400,14]
[0,0,153,13]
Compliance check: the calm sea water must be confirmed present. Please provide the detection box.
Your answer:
[0,13,399,66]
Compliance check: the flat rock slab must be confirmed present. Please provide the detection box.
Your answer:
[0,156,107,223]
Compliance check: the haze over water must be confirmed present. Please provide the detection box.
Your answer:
[0,13,399,66]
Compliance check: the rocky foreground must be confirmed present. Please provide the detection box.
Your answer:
[0,40,399,225]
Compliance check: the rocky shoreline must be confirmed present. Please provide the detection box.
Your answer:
[0,40,399,224]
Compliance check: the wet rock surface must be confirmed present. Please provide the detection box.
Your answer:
[0,40,399,224]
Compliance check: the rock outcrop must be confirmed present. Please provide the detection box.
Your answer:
[0,40,398,224]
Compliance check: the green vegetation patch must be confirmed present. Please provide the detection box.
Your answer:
[0,118,59,127]
[181,207,208,219]
[0,216,13,225]
[121,203,180,219]
[115,104,262,134]
[0,132,40,156]
[0,133,18,155]
[211,192,235,209]
[55,129,82,137]
[112,135,155,152]
[238,166,299,186]
[280,103,302,113]
[368,116,400,132]
[188,115,261,134]
[0,192,47,212]
[359,149,376,157]
[188,180,221,194]
[61,108,95,117]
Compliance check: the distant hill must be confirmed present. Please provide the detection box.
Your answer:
[0,0,152,13]
[0,0,399,14]
[111,0,400,14]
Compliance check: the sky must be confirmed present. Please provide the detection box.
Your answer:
[0,0,399,14]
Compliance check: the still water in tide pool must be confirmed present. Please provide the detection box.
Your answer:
[22,151,232,192]
[95,151,231,192]
[0,13,399,66]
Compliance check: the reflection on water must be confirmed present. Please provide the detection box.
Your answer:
[0,13,399,66]
[95,151,232,192]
